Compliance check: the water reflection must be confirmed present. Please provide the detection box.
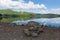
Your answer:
[12,17,60,27]
[1,14,60,27]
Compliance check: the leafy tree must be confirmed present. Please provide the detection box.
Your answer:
[0,14,2,20]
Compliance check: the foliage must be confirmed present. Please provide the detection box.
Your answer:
[0,14,2,20]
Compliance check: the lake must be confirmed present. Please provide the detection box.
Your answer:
[0,14,60,27]
[12,17,60,27]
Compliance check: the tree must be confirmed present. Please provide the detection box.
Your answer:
[0,14,2,20]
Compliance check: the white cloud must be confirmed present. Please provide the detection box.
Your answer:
[0,0,49,13]
[51,8,60,14]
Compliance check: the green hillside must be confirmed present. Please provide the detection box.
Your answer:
[0,9,36,17]
[0,9,33,15]
[0,9,35,22]
[0,9,60,18]
[0,9,60,22]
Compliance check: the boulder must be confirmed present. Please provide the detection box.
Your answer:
[23,21,44,37]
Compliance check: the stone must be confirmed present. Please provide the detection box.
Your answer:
[23,21,44,37]
[29,27,34,30]
[31,32,38,37]
[23,29,31,36]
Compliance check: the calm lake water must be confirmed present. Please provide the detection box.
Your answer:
[12,17,60,27]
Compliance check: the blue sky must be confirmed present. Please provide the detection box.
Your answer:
[24,0,60,8]
[13,0,60,8]
[0,0,60,14]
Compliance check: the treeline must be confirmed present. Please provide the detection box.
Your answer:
[34,14,60,18]
[2,14,20,18]
[0,9,60,18]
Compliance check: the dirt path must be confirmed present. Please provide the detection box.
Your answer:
[0,23,60,40]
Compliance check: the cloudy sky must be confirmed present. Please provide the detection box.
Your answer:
[0,0,60,14]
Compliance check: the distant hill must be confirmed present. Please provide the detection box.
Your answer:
[0,9,32,15]
[0,9,60,22]
[0,9,60,18]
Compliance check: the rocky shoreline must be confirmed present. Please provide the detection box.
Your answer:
[0,21,60,40]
